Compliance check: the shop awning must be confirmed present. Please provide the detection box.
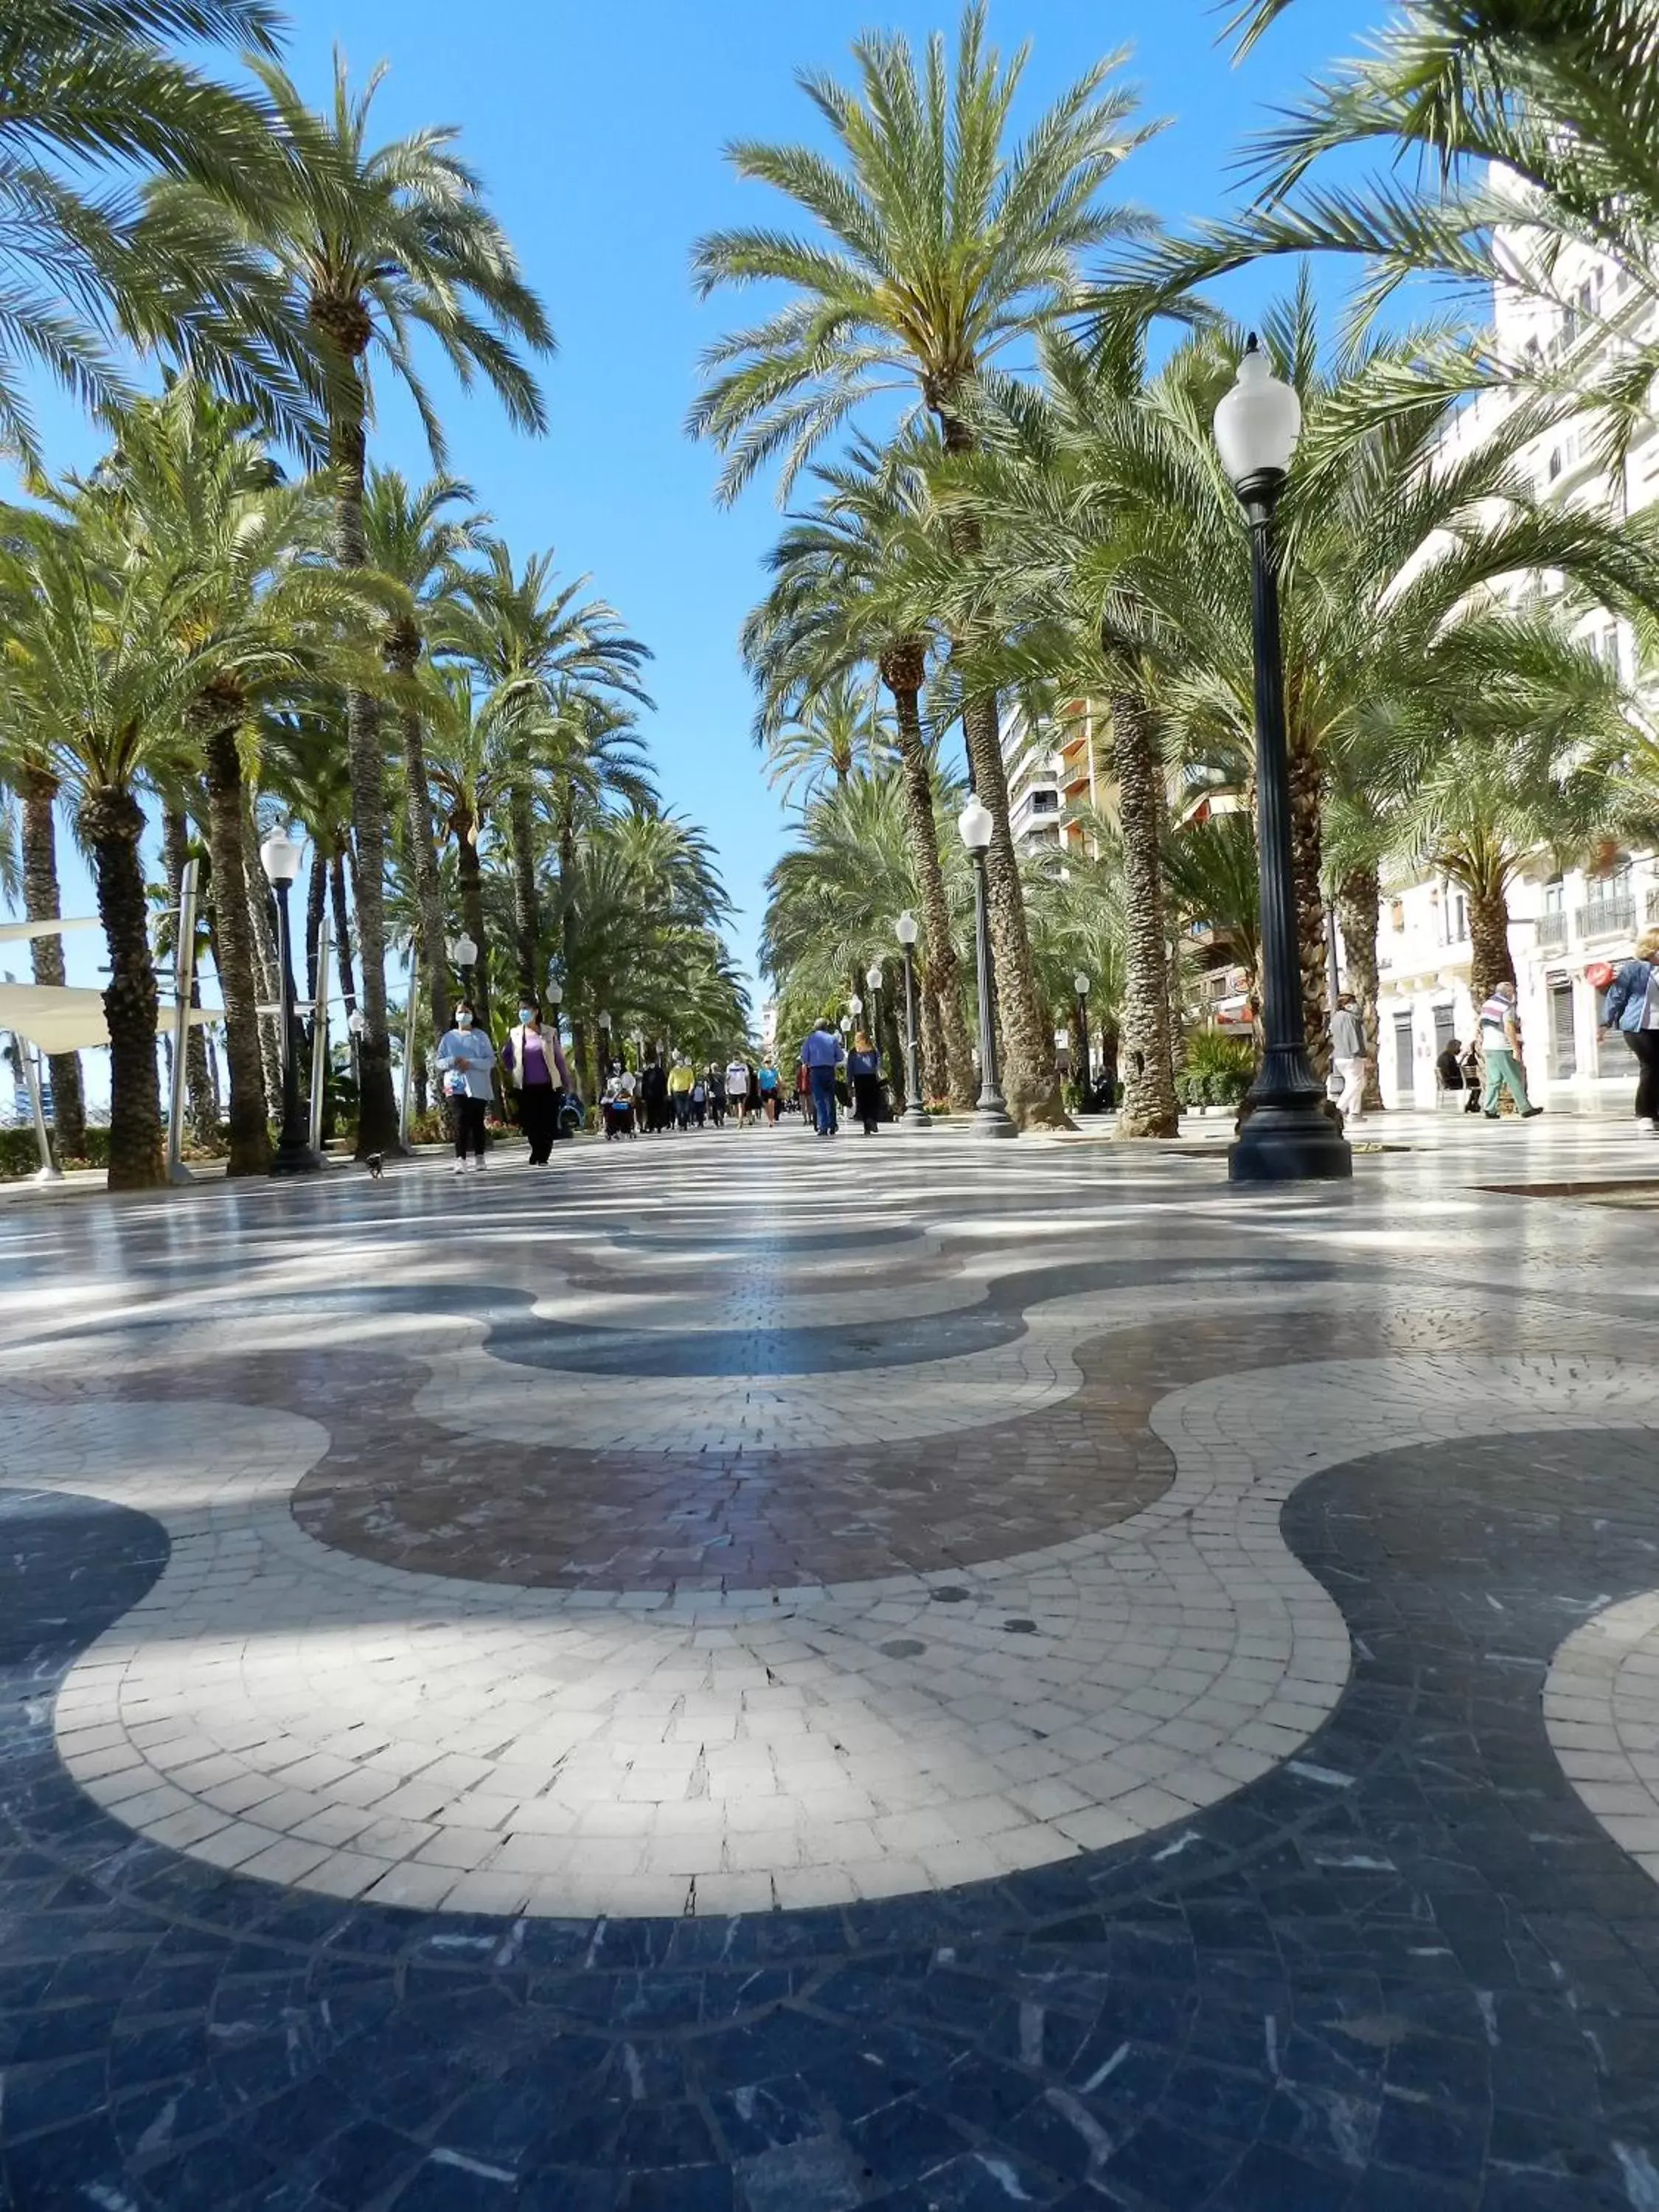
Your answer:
[0,918,100,945]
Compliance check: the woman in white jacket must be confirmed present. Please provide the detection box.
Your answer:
[435,1002,498,1172]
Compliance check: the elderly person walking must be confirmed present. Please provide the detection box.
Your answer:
[436,1000,498,1172]
[1478,981,1543,1120]
[1602,928,1659,1133]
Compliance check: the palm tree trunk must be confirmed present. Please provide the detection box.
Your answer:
[1467,882,1516,1004]
[202,727,272,1175]
[959,690,1068,1129]
[398,699,453,1045]
[1288,746,1332,1078]
[920,982,947,1105]
[330,853,358,1018]
[18,766,87,1158]
[456,822,493,1049]
[329,364,399,1157]
[884,661,975,1109]
[508,777,542,1001]
[161,805,217,1149]
[304,847,327,1051]
[1336,863,1385,1113]
[80,785,164,1191]
[240,801,283,1100]
[1110,692,1180,1138]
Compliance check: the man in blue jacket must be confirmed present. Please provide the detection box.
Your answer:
[800,1020,846,1136]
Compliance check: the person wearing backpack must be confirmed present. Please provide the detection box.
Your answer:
[1601,928,1659,1133]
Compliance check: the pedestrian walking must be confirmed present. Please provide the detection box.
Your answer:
[801,1019,844,1136]
[691,1071,706,1127]
[669,1055,695,1130]
[501,1001,568,1164]
[601,1062,638,1140]
[757,1061,780,1123]
[725,1055,751,1126]
[1601,928,1659,1133]
[1477,981,1543,1119]
[847,1032,883,1135]
[707,1064,727,1128]
[640,1054,669,1134]
[436,1001,498,1172]
[1329,993,1368,1124]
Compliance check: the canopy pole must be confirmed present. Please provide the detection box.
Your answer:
[307,911,333,1156]
[19,1034,61,1183]
[167,858,199,1186]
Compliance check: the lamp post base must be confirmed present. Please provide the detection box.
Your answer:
[973,1094,1018,1138]
[900,1101,930,1127]
[1228,1096,1352,1184]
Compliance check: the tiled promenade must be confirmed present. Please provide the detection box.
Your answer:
[2,1110,1659,2208]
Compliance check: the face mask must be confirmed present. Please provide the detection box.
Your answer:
[518,1008,536,1026]
[456,1013,473,1029]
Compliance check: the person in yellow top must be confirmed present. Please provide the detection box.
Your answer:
[667,1054,696,1131]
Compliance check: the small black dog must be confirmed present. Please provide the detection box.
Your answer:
[365,1153,384,1180]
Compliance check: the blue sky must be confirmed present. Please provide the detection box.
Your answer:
[11,0,1388,1015]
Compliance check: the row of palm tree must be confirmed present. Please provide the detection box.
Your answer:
[3,7,746,1183]
[727,6,1659,1130]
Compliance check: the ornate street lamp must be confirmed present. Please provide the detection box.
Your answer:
[260,825,321,1175]
[447,931,479,1004]
[1214,338,1351,1185]
[893,911,927,1124]
[1073,970,1092,1113]
[957,797,1015,1137]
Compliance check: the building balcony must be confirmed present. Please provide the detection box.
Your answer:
[1575,891,1636,939]
[1536,911,1568,952]
[1648,883,1659,924]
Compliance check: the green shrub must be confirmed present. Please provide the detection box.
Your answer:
[0,1124,114,1178]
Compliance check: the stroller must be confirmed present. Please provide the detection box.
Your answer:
[601,1066,639,1140]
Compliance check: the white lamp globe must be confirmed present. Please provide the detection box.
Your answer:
[957,796,994,853]
[544,976,563,1006]
[866,961,883,994]
[1214,335,1302,487]
[848,994,863,1018]
[598,1008,612,1029]
[1074,971,1091,998]
[258,826,302,888]
[448,932,478,969]
[894,910,919,948]
[348,1009,367,1036]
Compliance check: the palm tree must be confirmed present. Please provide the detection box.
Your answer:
[158,801,218,1145]
[81,380,384,1173]
[3,740,88,1157]
[1146,2,1659,476]
[690,3,1152,1127]
[0,509,209,1187]
[760,670,891,803]
[151,51,554,1155]
[742,440,978,1108]
[424,669,514,1054]
[364,468,490,1048]
[459,543,651,1001]
[0,0,316,464]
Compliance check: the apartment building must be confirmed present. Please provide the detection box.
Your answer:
[1369,221,1659,1107]
[1001,700,1102,851]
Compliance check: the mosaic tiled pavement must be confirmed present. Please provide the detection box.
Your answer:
[7,1114,1659,2209]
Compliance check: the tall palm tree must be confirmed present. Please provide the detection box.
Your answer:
[742,440,977,1107]
[81,380,383,1172]
[760,670,891,803]
[364,468,490,1047]
[0,509,209,1187]
[1,719,88,1156]
[0,0,315,464]
[690,2,1153,1127]
[151,52,554,1155]
[460,543,651,1001]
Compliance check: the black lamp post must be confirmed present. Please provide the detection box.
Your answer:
[1214,337,1352,1185]
[957,797,1016,1138]
[894,911,928,1124]
[260,825,322,1175]
[1073,970,1092,1111]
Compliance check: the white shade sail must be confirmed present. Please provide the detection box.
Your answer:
[0,982,221,1056]
[0,917,100,945]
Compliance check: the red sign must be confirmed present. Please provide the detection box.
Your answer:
[1585,960,1615,989]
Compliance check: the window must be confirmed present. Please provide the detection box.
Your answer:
[1029,788,1059,813]
[1601,625,1621,672]
[1548,446,1563,481]
[1450,891,1469,944]
[1390,899,1406,932]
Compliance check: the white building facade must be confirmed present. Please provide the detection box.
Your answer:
[1370,221,1659,1108]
